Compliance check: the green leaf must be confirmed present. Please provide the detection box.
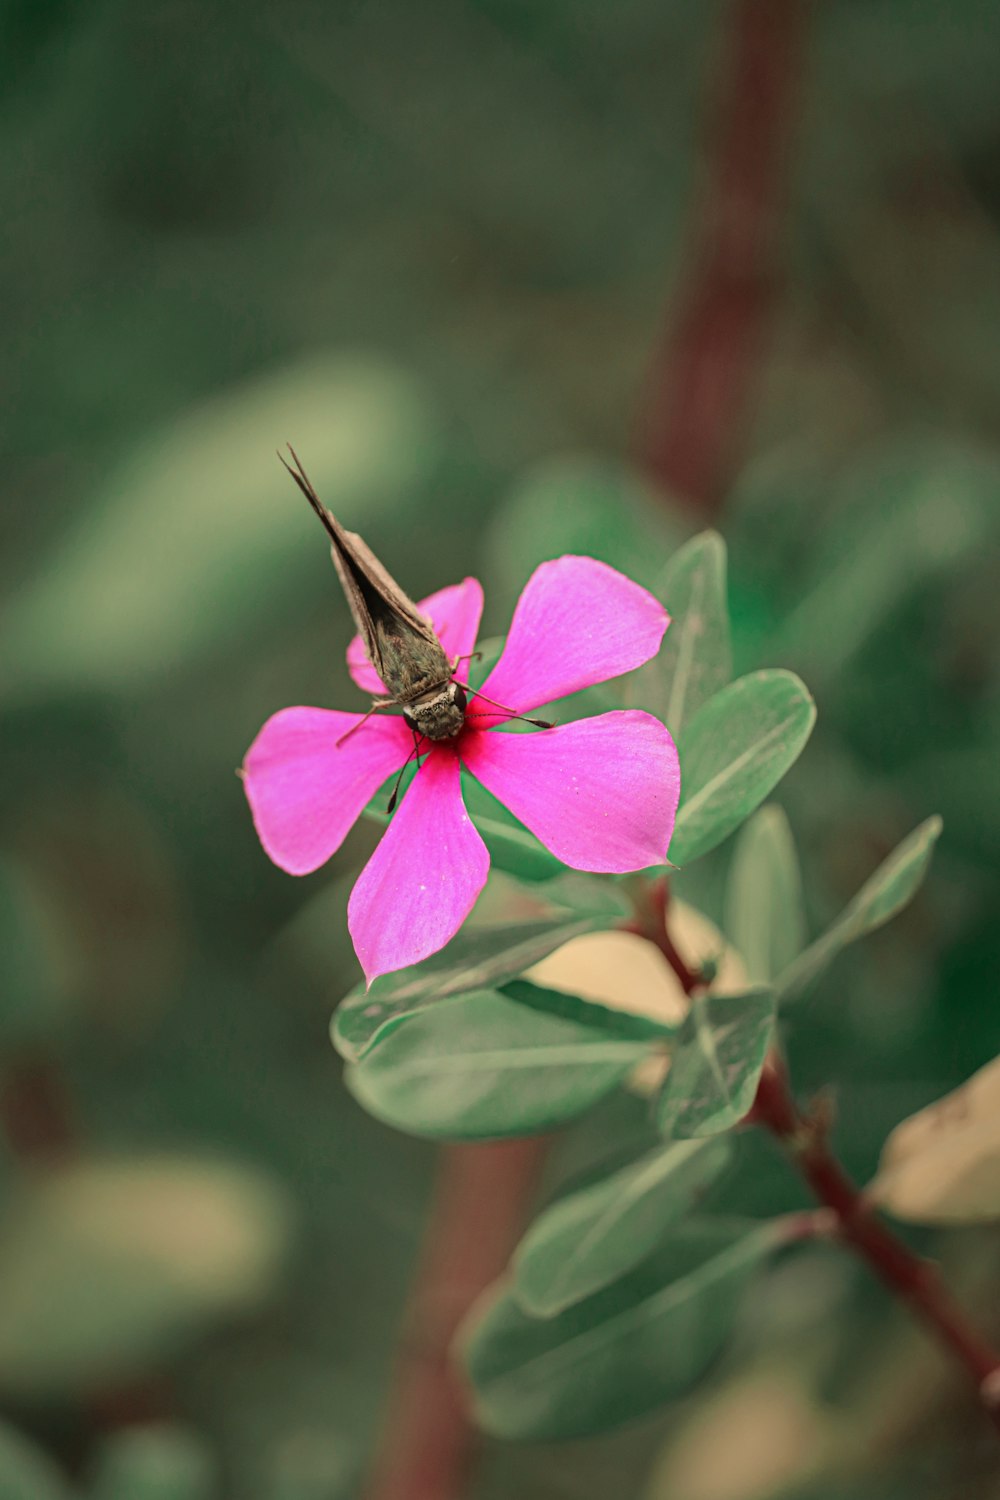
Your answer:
[464,778,567,881]
[332,877,629,1062]
[513,1138,731,1317]
[460,1221,781,1439]
[500,977,677,1044]
[363,772,564,884]
[670,671,816,866]
[334,916,616,1062]
[89,1426,215,1500]
[0,1420,70,1500]
[1,355,440,695]
[627,531,732,734]
[344,991,650,1140]
[776,816,942,1005]
[724,806,806,984]
[656,989,776,1138]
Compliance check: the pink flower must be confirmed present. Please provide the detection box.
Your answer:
[243,557,681,984]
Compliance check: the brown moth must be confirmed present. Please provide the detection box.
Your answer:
[279,446,470,741]
[280,448,553,754]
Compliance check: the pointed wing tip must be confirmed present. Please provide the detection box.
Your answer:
[277,445,337,532]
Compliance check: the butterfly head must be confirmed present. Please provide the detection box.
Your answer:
[404,681,467,742]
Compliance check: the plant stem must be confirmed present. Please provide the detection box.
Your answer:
[750,1054,1000,1431]
[363,1138,548,1500]
[637,0,806,511]
[0,1051,77,1162]
[627,875,702,995]
[629,878,1000,1431]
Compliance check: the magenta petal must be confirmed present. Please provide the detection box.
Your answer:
[462,712,681,873]
[348,747,489,984]
[243,708,411,876]
[473,557,669,724]
[346,577,485,694]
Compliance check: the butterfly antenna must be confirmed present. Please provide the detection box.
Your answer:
[456,681,553,730]
[278,445,339,544]
[387,732,427,814]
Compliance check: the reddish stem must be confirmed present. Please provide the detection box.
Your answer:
[750,1055,1000,1429]
[628,880,1000,1430]
[364,1138,548,1500]
[637,0,806,511]
[0,1053,77,1162]
[627,875,701,995]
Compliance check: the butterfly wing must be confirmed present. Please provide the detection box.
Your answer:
[280,448,451,701]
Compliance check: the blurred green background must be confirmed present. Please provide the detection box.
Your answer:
[2,1,1000,1496]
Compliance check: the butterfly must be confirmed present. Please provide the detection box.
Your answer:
[279,447,550,754]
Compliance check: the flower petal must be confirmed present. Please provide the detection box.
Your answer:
[462,711,680,872]
[243,708,411,875]
[347,577,485,694]
[473,557,668,724]
[348,746,490,984]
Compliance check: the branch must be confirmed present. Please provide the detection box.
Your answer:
[0,1052,77,1162]
[363,1138,548,1500]
[750,1054,1000,1431]
[626,875,701,996]
[637,0,807,511]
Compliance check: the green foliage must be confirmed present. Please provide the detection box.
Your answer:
[2,3,991,1485]
[500,976,676,1041]
[0,1420,71,1500]
[776,817,943,1005]
[333,875,628,1061]
[724,805,806,984]
[627,530,732,734]
[344,991,651,1139]
[364,773,565,883]
[460,1222,783,1440]
[770,441,999,688]
[0,855,74,1047]
[512,1138,732,1317]
[88,1426,216,1500]
[485,456,687,598]
[463,777,567,881]
[656,989,777,1138]
[326,461,956,1456]
[1,357,440,696]
[670,671,816,865]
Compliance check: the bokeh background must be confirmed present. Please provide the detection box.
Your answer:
[2,2,1000,1496]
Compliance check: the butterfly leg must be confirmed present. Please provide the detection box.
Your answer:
[450,651,482,671]
[335,698,396,746]
[387,727,427,813]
